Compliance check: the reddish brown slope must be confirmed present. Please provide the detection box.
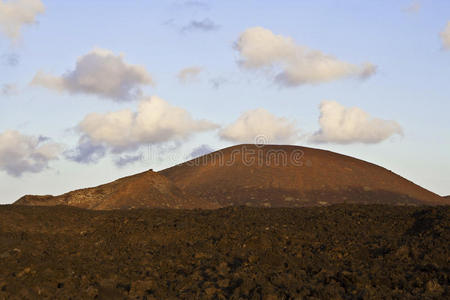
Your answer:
[160,144,446,207]
[15,170,220,210]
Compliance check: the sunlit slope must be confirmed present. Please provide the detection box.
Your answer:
[160,144,446,207]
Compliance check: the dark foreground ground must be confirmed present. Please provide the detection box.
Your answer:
[0,205,448,299]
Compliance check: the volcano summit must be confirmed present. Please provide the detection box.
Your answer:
[15,145,447,209]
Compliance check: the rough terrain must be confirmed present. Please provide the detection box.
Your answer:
[0,205,448,299]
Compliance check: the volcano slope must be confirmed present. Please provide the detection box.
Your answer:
[15,170,219,210]
[160,144,446,207]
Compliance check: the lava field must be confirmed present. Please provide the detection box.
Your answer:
[0,204,448,299]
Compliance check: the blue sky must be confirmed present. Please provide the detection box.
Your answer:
[1,0,449,203]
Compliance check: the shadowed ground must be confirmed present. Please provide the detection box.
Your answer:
[0,205,448,299]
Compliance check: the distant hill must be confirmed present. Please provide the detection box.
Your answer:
[160,144,447,207]
[15,170,219,210]
[15,144,448,209]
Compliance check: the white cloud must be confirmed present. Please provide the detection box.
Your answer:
[1,52,19,66]
[234,27,376,87]
[64,135,106,164]
[0,0,44,41]
[209,76,229,89]
[114,153,143,168]
[75,96,218,155]
[220,108,300,144]
[403,1,421,14]
[0,130,61,177]
[440,21,450,50]
[31,48,154,101]
[183,1,209,10]
[188,144,214,159]
[177,66,203,83]
[181,18,219,33]
[1,83,18,96]
[311,101,403,144]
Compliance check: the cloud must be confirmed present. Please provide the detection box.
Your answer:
[0,0,45,41]
[1,53,19,66]
[37,135,50,143]
[209,76,229,89]
[234,27,376,87]
[220,108,300,144]
[177,66,203,83]
[73,96,218,157]
[188,144,214,159]
[114,154,143,168]
[0,130,61,177]
[1,83,18,96]
[403,1,421,13]
[183,1,209,10]
[311,101,403,144]
[64,135,106,164]
[31,48,154,101]
[440,21,450,50]
[162,18,175,27]
[181,18,220,33]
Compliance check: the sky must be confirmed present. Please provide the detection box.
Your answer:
[0,0,449,204]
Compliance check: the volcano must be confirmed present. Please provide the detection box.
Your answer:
[15,144,447,209]
[15,169,219,210]
[160,144,446,207]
